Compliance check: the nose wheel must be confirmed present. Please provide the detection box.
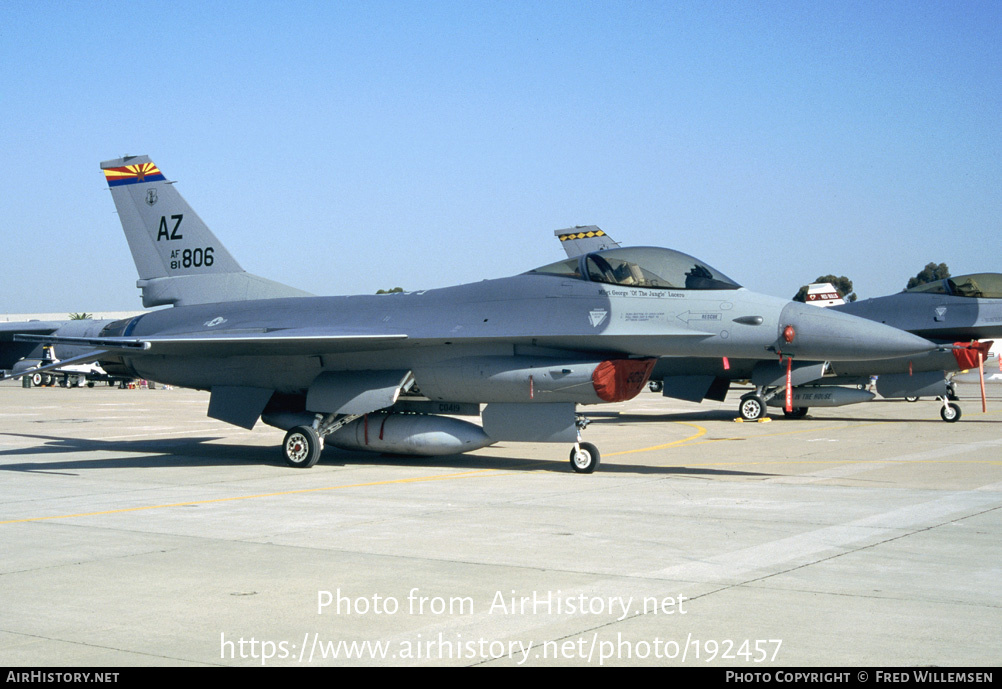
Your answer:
[570,442,600,473]
[940,401,961,423]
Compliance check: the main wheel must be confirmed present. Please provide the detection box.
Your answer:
[905,396,919,403]
[648,380,663,393]
[783,407,809,419]
[30,372,42,387]
[940,402,961,423]
[283,426,323,468]
[570,442,600,473]
[739,394,766,420]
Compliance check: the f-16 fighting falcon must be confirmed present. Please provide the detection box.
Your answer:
[5,157,937,471]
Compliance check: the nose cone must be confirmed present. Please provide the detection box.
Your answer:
[778,302,936,360]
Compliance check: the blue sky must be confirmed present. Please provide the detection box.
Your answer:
[2,1,1000,312]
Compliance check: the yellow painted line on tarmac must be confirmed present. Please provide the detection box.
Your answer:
[605,422,709,456]
[601,418,1002,468]
[604,420,863,457]
[0,469,501,525]
[7,413,998,525]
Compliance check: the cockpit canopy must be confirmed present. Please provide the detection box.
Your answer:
[905,273,1002,299]
[528,246,742,291]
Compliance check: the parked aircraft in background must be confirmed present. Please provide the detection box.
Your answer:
[2,319,126,385]
[4,157,936,472]
[802,283,845,307]
[9,344,131,388]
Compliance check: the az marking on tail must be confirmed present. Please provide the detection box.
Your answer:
[157,214,184,241]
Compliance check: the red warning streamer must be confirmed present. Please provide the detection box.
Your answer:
[785,356,793,413]
[979,350,987,413]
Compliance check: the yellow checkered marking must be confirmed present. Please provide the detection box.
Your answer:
[558,230,607,241]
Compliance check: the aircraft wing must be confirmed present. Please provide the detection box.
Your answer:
[13,331,410,357]
[14,326,713,360]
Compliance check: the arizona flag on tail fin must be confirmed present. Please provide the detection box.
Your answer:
[103,162,166,187]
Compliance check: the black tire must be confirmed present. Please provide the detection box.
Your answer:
[783,407,809,419]
[905,396,919,403]
[739,394,766,420]
[283,426,323,468]
[940,403,961,423]
[30,373,42,387]
[570,442,600,473]
[648,380,663,393]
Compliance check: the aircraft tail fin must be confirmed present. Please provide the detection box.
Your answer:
[555,226,620,258]
[101,155,312,307]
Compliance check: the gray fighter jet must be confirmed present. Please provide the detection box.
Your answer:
[826,274,1002,417]
[833,274,1002,341]
[7,156,936,471]
[555,229,1000,422]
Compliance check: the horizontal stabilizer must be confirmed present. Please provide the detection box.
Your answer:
[0,321,65,338]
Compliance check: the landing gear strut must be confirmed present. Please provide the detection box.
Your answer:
[280,412,364,468]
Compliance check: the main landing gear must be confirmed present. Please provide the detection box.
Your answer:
[739,393,768,421]
[739,389,807,421]
[283,426,323,468]
[281,412,363,468]
[281,412,608,472]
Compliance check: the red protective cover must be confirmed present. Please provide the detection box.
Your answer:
[952,341,993,370]
[592,358,657,402]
